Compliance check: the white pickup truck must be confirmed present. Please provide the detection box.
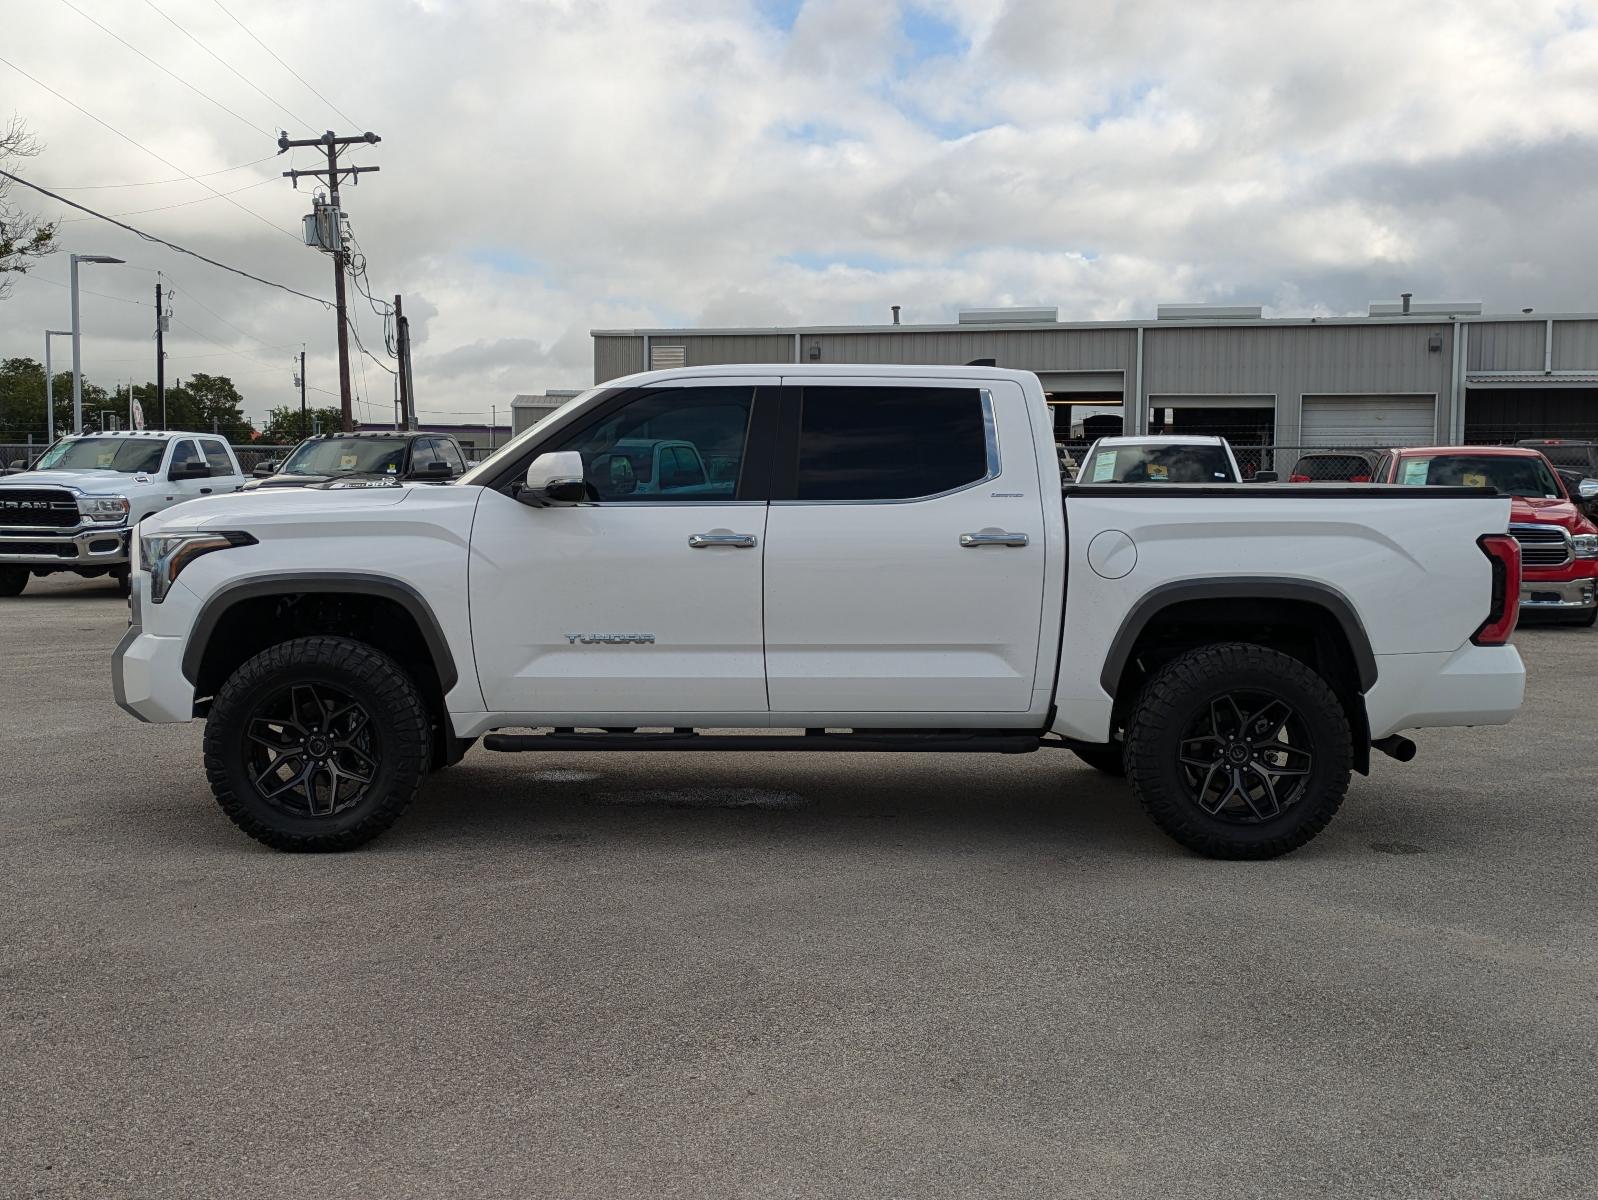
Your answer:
[0,431,245,596]
[113,365,1526,859]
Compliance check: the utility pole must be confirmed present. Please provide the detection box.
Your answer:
[298,349,307,440]
[394,293,417,431]
[277,129,380,432]
[155,274,167,429]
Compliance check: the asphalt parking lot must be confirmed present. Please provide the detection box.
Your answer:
[3,575,1596,1199]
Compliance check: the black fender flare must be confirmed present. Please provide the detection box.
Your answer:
[180,572,459,693]
[1098,577,1379,697]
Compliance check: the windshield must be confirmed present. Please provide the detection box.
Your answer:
[1400,454,1564,498]
[1082,443,1237,483]
[279,438,410,477]
[34,438,166,474]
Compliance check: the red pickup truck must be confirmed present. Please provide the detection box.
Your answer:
[1370,446,1598,626]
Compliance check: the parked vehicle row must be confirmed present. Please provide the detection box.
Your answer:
[113,364,1526,861]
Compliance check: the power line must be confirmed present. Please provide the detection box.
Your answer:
[58,175,277,222]
[0,53,298,241]
[0,168,331,307]
[46,155,276,190]
[13,270,151,306]
[210,0,362,128]
[56,0,275,137]
[164,274,293,351]
[138,0,317,133]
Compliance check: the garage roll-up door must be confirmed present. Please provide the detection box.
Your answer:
[1300,394,1437,446]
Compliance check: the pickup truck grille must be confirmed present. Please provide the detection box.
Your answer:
[1510,524,1572,567]
[0,488,78,529]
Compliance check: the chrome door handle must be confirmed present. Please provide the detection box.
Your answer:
[960,530,1028,548]
[688,532,757,549]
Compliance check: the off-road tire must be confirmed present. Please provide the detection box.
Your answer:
[1564,607,1597,628]
[0,566,26,597]
[1124,642,1352,860]
[203,636,431,852]
[1071,743,1126,776]
[111,566,131,597]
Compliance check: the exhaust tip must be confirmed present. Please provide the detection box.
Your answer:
[1373,735,1417,762]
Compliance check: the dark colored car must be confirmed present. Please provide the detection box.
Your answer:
[1516,439,1598,519]
[1287,450,1379,483]
[244,431,468,490]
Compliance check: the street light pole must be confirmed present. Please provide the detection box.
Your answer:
[44,329,71,445]
[68,253,126,434]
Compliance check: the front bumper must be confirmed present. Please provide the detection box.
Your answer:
[1519,575,1596,611]
[112,572,195,724]
[0,524,129,568]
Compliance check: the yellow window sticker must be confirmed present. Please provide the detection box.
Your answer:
[1091,453,1116,482]
[1148,463,1169,481]
[97,451,116,467]
[1462,472,1487,488]
[339,453,359,470]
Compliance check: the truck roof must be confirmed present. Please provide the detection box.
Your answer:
[1392,445,1543,457]
[1092,434,1231,447]
[55,430,196,440]
[602,363,1044,389]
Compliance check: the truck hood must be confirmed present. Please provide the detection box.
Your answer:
[1510,495,1596,533]
[141,480,421,534]
[0,467,162,495]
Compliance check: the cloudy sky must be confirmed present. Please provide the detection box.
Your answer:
[3,0,1596,431]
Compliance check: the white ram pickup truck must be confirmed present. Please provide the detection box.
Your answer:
[112,365,1527,859]
[0,431,245,597]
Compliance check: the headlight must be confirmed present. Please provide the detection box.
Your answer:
[140,530,256,603]
[78,495,130,524]
[1572,533,1598,559]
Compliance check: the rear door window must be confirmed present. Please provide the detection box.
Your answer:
[792,386,988,501]
[201,439,233,475]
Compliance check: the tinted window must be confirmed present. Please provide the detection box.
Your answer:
[1084,444,1235,483]
[172,440,203,470]
[202,440,232,475]
[34,437,164,473]
[551,386,753,501]
[437,439,466,474]
[280,438,409,477]
[1400,454,1564,497]
[795,386,987,501]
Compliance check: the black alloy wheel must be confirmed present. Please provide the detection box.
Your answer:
[244,681,381,819]
[204,636,431,851]
[1177,690,1314,823]
[1124,642,1352,860]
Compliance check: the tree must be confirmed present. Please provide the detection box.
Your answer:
[260,404,345,443]
[0,356,105,443]
[0,117,57,300]
[170,373,254,440]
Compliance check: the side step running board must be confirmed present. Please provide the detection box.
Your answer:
[483,731,1043,754]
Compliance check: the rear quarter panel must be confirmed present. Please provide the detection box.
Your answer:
[1052,488,1514,740]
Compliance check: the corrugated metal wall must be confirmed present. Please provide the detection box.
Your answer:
[667,334,796,366]
[1468,322,1545,371]
[594,336,644,382]
[1551,321,1598,371]
[806,328,1137,374]
[1143,323,1452,442]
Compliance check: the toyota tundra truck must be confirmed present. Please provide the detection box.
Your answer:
[0,430,245,597]
[112,366,1526,859]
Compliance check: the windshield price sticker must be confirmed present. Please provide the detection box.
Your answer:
[1148,463,1169,481]
[1091,453,1116,482]
[97,451,115,467]
[1463,472,1487,488]
[1402,460,1428,485]
[339,454,359,470]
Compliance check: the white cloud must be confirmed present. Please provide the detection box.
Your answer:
[3,0,1597,433]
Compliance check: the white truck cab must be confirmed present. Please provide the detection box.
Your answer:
[0,431,245,596]
[113,365,1525,860]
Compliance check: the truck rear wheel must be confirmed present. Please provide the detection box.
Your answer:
[1124,642,1351,860]
[0,566,26,597]
[203,635,431,852]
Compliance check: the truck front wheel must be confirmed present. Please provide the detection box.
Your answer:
[0,566,26,597]
[1123,642,1352,860]
[203,635,432,852]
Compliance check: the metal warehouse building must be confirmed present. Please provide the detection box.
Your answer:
[591,302,1598,472]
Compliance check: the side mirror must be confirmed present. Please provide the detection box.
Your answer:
[412,459,452,479]
[1253,470,1279,483]
[1579,479,1598,501]
[253,461,277,478]
[169,459,210,480]
[516,450,587,507]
